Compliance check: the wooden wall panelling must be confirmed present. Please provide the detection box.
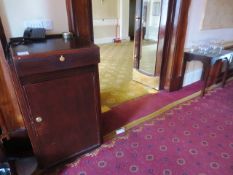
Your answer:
[159,0,191,91]
[0,17,7,56]
[66,0,94,43]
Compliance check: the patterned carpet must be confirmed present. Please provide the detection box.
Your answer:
[98,42,157,109]
[140,40,157,74]
[55,80,233,175]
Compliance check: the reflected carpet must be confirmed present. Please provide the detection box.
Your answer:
[53,81,233,175]
[98,42,157,109]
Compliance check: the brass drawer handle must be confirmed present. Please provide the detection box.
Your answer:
[35,117,43,123]
[59,55,66,62]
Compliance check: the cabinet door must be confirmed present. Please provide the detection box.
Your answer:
[23,71,101,167]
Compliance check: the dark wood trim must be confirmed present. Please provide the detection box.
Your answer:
[155,0,170,77]
[181,52,213,96]
[66,0,94,44]
[216,67,233,83]
[0,41,24,133]
[133,0,143,69]
[159,0,191,91]
[0,17,7,56]
[66,0,76,35]
[224,45,233,50]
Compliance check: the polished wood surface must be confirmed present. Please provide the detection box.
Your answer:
[66,0,94,44]
[23,66,101,167]
[160,0,191,91]
[9,38,102,168]
[1,0,101,169]
[0,43,24,135]
[0,17,7,56]
[224,47,233,79]
[11,38,99,77]
[11,38,91,56]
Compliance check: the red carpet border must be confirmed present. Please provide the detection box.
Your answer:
[55,81,233,175]
[102,82,203,135]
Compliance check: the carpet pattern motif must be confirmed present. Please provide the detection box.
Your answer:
[57,82,233,175]
[98,42,157,108]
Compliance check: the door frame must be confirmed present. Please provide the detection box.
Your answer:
[159,0,191,91]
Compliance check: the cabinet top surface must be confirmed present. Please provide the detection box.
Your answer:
[11,37,96,58]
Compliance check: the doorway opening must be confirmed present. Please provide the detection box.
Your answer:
[92,0,162,111]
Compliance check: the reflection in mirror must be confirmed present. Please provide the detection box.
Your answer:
[139,0,161,75]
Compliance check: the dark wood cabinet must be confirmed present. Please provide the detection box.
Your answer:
[9,38,102,168]
[24,69,101,167]
[0,0,103,169]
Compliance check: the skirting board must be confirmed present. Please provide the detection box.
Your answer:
[94,37,115,44]
[94,37,130,44]
[93,19,118,26]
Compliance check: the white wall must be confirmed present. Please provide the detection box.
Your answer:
[183,0,233,86]
[119,0,130,40]
[0,0,69,38]
[93,0,129,44]
[185,0,233,48]
[92,0,120,44]
[144,0,161,41]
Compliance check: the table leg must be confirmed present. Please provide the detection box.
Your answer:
[222,58,229,87]
[201,63,211,96]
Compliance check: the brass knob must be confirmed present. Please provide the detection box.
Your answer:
[35,117,43,123]
[59,55,65,62]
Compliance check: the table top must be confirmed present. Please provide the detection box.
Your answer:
[10,37,94,58]
[185,50,233,64]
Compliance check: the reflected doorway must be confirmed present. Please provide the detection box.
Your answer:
[92,0,158,111]
[133,0,161,89]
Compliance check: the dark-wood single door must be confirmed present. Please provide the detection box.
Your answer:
[23,71,101,167]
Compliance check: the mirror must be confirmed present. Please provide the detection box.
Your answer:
[139,0,161,75]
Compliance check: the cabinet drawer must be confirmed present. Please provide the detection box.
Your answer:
[14,46,100,77]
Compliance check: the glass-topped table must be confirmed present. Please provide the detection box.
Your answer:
[182,50,233,96]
